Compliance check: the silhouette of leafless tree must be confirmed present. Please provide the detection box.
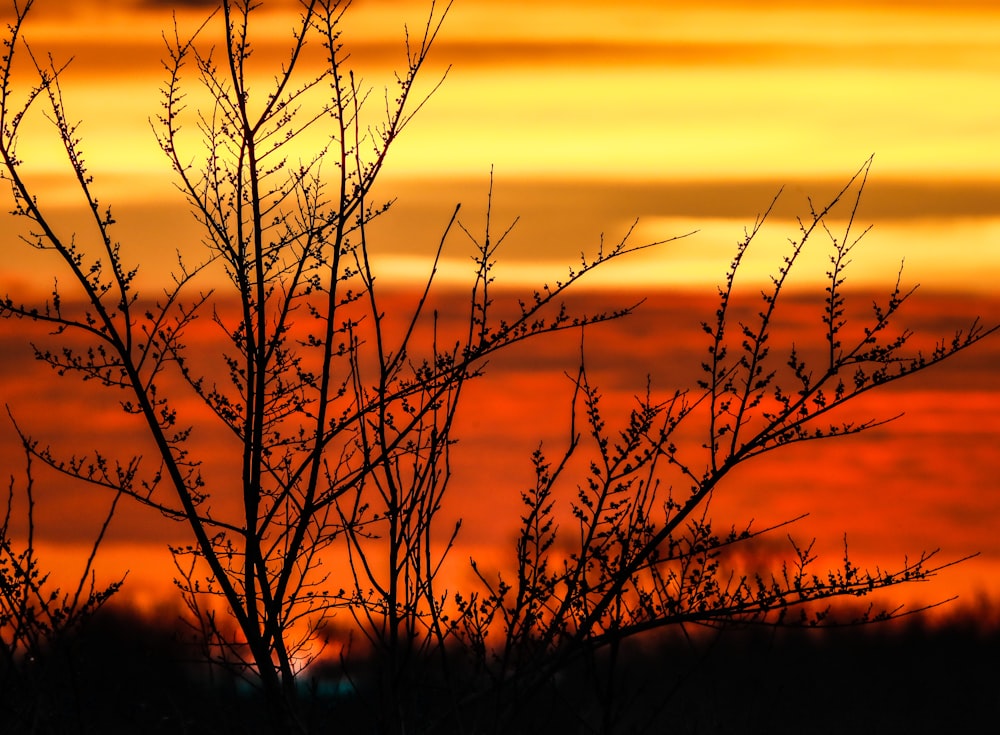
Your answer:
[0,1,994,732]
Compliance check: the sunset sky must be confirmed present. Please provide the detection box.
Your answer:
[2,0,998,289]
[1,0,998,617]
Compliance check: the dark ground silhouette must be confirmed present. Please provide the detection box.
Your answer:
[3,602,997,734]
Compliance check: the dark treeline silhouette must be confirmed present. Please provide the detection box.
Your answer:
[2,600,998,734]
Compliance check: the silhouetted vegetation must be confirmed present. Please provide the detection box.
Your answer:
[2,601,998,734]
[1,449,123,733]
[0,1,996,733]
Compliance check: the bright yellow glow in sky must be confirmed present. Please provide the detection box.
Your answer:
[2,0,998,290]
[9,0,1000,178]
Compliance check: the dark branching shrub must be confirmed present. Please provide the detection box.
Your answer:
[0,1,994,732]
[1,450,123,732]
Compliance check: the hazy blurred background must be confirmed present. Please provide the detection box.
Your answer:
[0,0,997,616]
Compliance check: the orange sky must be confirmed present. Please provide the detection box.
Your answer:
[2,290,998,618]
[1,0,998,621]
